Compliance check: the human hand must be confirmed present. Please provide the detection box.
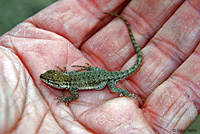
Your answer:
[0,0,199,133]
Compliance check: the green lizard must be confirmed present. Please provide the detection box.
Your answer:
[40,12,143,105]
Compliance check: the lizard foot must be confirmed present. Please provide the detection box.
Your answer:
[55,95,70,105]
[120,93,140,101]
[55,92,79,105]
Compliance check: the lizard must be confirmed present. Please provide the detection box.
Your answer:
[40,12,143,105]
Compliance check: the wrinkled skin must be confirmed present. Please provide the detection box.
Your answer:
[0,0,200,133]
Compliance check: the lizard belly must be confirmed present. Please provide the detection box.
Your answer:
[73,81,108,90]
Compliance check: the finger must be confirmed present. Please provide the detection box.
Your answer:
[82,0,186,71]
[134,0,200,99]
[78,98,154,133]
[0,47,49,133]
[143,44,199,133]
[81,0,198,101]
[26,0,129,47]
[142,0,200,133]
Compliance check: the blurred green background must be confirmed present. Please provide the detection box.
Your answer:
[0,0,199,133]
[0,0,56,35]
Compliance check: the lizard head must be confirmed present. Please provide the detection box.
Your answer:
[40,70,71,89]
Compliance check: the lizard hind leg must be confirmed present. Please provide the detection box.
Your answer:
[107,79,140,101]
[71,63,92,68]
[71,63,93,72]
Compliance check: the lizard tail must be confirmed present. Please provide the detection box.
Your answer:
[105,12,143,78]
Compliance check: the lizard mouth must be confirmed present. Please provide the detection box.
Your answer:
[40,74,44,79]
[40,74,48,82]
[40,73,51,83]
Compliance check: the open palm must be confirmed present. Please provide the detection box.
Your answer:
[0,0,199,133]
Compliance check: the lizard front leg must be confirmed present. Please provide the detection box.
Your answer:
[57,66,67,72]
[55,89,79,105]
[107,79,140,100]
